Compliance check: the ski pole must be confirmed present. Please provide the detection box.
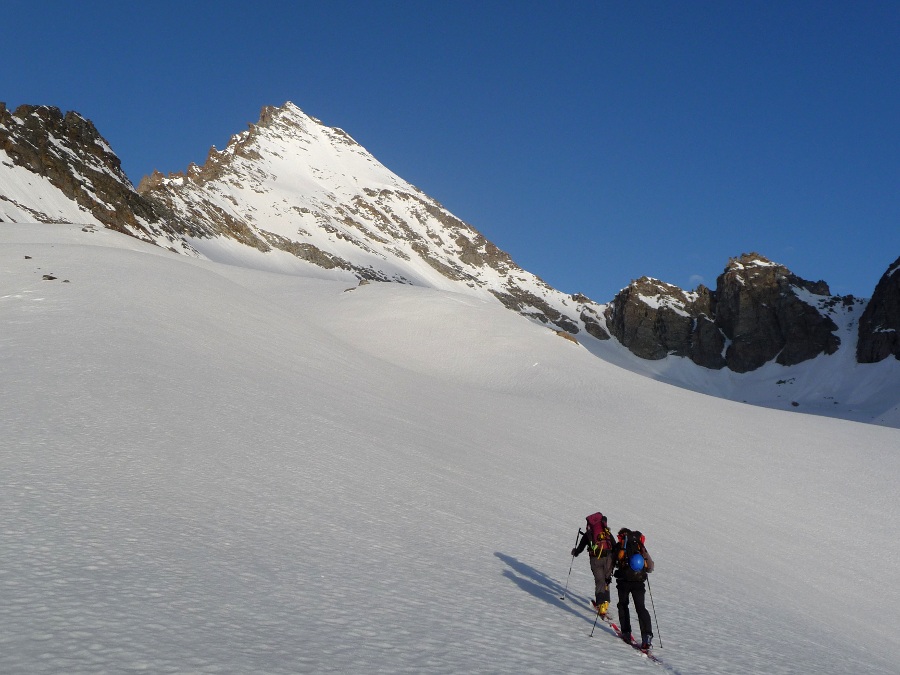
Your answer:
[560,529,583,601]
[646,574,662,648]
[589,603,602,637]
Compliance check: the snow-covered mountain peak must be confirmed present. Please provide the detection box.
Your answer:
[256,100,369,154]
[137,103,606,337]
[146,101,409,200]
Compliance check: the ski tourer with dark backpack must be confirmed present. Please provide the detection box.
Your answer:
[613,528,655,650]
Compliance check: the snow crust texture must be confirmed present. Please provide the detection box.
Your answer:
[2,225,899,674]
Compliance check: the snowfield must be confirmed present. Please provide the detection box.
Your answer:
[2,224,899,674]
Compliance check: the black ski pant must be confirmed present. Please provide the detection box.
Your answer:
[616,579,652,638]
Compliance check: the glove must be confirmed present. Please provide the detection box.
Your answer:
[605,577,612,585]
[571,548,579,557]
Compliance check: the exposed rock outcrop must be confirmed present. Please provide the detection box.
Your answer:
[0,103,193,249]
[577,301,611,341]
[857,255,900,362]
[605,253,842,372]
[714,254,840,372]
[604,277,721,364]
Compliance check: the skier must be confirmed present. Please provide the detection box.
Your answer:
[612,527,655,650]
[571,512,615,617]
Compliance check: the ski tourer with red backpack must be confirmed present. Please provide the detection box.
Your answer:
[570,512,615,617]
[612,528,655,650]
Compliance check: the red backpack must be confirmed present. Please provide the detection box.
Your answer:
[585,512,613,557]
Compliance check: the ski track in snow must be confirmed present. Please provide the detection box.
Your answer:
[1,224,899,674]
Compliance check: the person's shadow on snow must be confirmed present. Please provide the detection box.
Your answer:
[494,552,603,626]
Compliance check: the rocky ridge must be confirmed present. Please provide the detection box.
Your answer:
[0,103,195,252]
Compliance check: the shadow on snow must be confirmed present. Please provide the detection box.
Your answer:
[495,552,683,673]
[494,552,608,628]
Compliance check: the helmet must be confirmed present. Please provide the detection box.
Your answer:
[628,553,645,571]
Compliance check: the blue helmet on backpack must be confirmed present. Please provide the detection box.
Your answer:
[628,552,645,571]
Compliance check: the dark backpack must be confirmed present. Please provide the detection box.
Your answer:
[618,530,648,580]
[585,512,613,558]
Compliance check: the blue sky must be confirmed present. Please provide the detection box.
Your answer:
[4,1,899,301]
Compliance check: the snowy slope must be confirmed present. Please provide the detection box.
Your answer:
[0,148,105,226]
[2,223,898,674]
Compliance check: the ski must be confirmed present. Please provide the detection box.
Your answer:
[586,598,664,666]
[605,619,663,665]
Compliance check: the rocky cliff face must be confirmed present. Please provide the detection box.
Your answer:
[714,255,842,372]
[0,103,193,251]
[857,255,900,362]
[606,253,847,372]
[603,277,725,367]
